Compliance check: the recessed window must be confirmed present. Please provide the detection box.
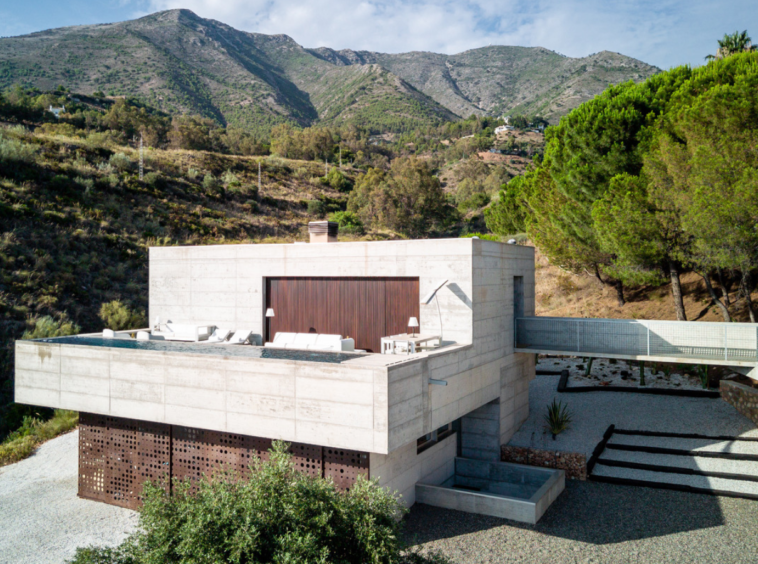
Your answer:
[416,422,456,454]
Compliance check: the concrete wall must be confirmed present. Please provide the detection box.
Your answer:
[382,240,536,453]
[149,239,483,347]
[16,239,536,469]
[15,341,392,453]
[370,432,457,507]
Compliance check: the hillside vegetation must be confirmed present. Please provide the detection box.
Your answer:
[488,50,758,325]
[313,46,659,122]
[0,9,657,134]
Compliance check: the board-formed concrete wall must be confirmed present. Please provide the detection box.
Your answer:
[370,433,457,507]
[16,239,535,471]
[149,238,483,347]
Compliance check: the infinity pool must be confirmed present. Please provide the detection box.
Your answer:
[35,336,367,364]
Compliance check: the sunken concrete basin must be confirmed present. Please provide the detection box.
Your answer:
[416,457,565,524]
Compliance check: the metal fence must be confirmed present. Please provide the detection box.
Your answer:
[515,317,758,363]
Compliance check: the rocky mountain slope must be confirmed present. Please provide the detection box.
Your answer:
[0,9,659,130]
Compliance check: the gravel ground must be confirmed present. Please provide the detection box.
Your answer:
[403,480,758,564]
[539,357,705,390]
[508,375,758,458]
[0,430,139,564]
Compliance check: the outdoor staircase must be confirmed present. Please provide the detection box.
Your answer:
[589,429,758,499]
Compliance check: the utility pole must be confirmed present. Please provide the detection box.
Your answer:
[258,161,261,193]
[324,159,328,176]
[139,134,144,182]
[339,146,342,168]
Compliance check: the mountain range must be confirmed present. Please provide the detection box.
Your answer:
[0,9,660,133]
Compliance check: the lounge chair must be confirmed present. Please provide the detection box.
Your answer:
[154,323,213,342]
[225,329,253,345]
[205,328,232,343]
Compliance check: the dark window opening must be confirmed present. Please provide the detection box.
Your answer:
[416,420,457,454]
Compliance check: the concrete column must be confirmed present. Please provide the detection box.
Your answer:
[460,399,501,460]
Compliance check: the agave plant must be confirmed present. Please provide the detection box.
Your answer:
[544,399,573,439]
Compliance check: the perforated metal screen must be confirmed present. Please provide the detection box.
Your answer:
[78,413,369,509]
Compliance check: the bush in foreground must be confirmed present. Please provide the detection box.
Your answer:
[69,441,450,564]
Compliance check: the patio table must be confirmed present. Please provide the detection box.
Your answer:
[381,333,441,354]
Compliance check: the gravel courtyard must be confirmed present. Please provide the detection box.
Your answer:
[3,373,758,564]
[508,374,758,457]
[0,430,138,564]
[403,480,758,564]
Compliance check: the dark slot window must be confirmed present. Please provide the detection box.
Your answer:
[416,421,456,454]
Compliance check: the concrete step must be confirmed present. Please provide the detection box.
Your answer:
[607,434,758,456]
[600,449,758,479]
[591,464,758,498]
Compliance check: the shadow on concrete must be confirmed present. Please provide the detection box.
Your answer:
[402,480,725,546]
[446,283,472,309]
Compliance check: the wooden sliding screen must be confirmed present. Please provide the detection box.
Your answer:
[265,277,419,353]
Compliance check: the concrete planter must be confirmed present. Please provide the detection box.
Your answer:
[416,457,565,524]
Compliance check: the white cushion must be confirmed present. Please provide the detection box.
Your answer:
[272,332,296,345]
[340,338,355,352]
[103,329,115,338]
[292,333,319,347]
[314,334,341,348]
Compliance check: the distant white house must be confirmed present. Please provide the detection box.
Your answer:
[495,125,515,134]
[48,105,66,118]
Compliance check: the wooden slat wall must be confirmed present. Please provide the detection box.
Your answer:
[265,277,419,353]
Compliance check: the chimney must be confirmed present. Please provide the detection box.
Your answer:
[308,221,338,243]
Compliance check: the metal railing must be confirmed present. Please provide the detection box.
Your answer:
[515,317,758,364]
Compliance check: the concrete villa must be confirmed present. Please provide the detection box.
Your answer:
[14,223,567,523]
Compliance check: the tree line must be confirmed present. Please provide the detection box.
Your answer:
[486,44,758,322]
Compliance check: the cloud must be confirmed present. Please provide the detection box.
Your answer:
[127,0,757,69]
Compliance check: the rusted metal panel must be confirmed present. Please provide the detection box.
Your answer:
[323,447,370,491]
[78,414,370,509]
[290,442,323,477]
[135,420,171,504]
[78,412,108,504]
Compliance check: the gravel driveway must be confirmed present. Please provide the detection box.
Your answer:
[403,480,758,564]
[0,429,138,564]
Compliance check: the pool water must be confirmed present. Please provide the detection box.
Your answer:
[36,336,367,364]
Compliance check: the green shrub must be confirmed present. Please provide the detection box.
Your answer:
[0,410,78,467]
[307,199,327,217]
[0,133,37,166]
[328,211,365,235]
[109,152,132,172]
[22,315,80,339]
[544,399,573,438]
[187,167,200,180]
[322,168,353,192]
[99,300,146,331]
[68,441,449,564]
[460,232,500,241]
[142,171,162,187]
[457,192,490,212]
[202,173,218,191]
